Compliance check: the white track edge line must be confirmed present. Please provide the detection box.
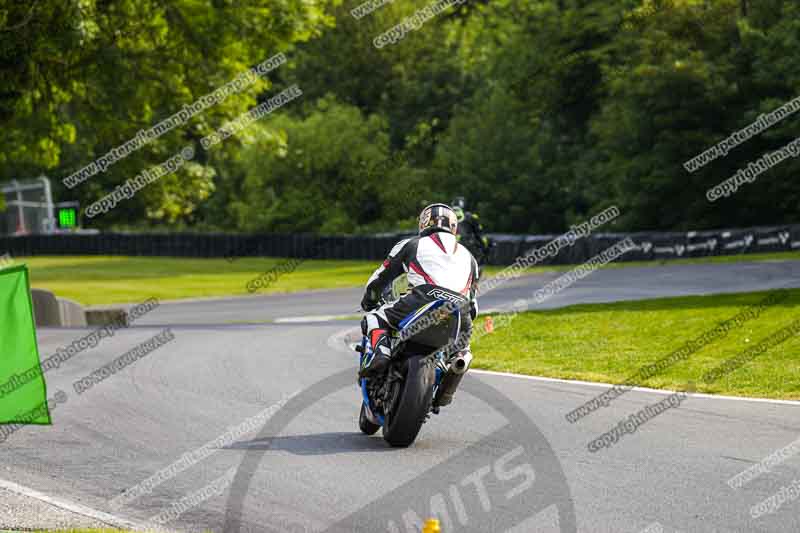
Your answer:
[275,314,354,323]
[470,369,800,406]
[328,325,800,406]
[0,477,175,532]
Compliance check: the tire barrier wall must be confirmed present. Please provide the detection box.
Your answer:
[1,224,798,266]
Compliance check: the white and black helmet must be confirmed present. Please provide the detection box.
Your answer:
[418,203,458,235]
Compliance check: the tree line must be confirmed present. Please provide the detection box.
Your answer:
[1,0,798,234]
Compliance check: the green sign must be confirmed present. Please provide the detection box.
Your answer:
[0,265,51,426]
[58,208,77,229]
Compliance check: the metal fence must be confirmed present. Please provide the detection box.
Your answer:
[0,178,56,235]
[0,224,798,265]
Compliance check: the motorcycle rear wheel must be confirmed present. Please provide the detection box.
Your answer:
[382,356,435,447]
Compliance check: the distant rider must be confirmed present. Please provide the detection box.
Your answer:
[451,197,492,265]
[359,203,479,380]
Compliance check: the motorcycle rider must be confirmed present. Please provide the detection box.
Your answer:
[359,203,479,383]
[451,197,492,265]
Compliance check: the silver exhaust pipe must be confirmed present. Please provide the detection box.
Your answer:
[450,349,472,375]
[434,350,473,408]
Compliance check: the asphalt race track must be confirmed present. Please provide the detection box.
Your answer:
[135,260,800,326]
[3,260,800,532]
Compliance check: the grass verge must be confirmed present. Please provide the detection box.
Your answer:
[20,256,375,306]
[472,289,800,400]
[8,250,800,306]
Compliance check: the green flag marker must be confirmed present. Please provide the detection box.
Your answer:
[0,264,51,425]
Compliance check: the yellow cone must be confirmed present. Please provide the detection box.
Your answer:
[422,518,441,533]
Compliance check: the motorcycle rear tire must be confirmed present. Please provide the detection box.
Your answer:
[382,356,435,447]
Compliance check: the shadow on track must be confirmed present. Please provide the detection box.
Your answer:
[225,431,396,455]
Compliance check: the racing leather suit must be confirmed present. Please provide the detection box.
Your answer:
[360,226,479,375]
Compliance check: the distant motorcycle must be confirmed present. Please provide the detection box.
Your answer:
[354,285,472,447]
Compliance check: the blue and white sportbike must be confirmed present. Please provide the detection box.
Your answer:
[354,288,472,447]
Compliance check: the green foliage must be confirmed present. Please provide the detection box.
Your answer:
[230,96,397,233]
[2,0,798,233]
[585,0,797,230]
[0,0,337,225]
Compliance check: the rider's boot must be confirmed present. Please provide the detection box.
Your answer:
[359,314,393,378]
